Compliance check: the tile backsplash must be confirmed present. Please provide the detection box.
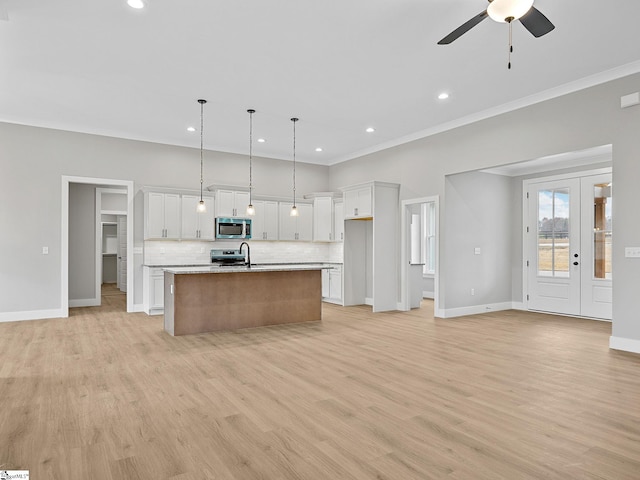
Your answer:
[144,240,343,265]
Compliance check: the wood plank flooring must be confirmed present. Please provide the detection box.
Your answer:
[1,296,639,479]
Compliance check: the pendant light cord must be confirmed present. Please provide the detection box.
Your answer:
[198,99,206,202]
[248,109,255,206]
[507,18,513,70]
[291,118,298,207]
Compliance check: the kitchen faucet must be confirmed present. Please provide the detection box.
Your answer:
[239,242,251,268]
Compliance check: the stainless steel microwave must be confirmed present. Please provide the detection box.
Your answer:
[215,217,252,239]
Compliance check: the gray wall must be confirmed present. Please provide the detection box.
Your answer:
[329,72,640,344]
[0,124,330,314]
[444,171,513,309]
[68,183,96,301]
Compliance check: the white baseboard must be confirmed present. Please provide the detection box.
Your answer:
[422,290,434,299]
[511,301,526,311]
[609,336,640,354]
[0,309,65,323]
[440,302,513,319]
[132,303,145,313]
[69,298,100,308]
[364,297,373,306]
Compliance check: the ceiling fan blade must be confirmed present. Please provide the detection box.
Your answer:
[519,7,555,38]
[437,11,488,45]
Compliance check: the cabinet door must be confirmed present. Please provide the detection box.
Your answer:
[198,197,216,240]
[263,201,279,240]
[216,190,236,217]
[146,192,165,239]
[322,269,330,298]
[164,194,181,239]
[344,190,358,218]
[251,200,266,240]
[181,195,200,239]
[151,273,165,309]
[329,269,342,301]
[234,191,251,216]
[296,204,313,241]
[278,203,297,241]
[333,201,344,242]
[357,187,373,217]
[313,197,333,242]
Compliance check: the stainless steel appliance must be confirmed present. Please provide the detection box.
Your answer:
[215,217,251,239]
[210,249,246,266]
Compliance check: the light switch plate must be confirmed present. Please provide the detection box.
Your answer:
[42,247,48,255]
[474,247,481,255]
[624,247,640,258]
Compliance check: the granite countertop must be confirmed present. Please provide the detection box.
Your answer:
[145,262,343,269]
[164,264,334,274]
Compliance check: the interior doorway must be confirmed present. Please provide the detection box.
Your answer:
[61,176,134,317]
[400,196,439,313]
[524,170,612,320]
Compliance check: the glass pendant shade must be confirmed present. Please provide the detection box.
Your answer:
[290,205,299,217]
[197,200,207,213]
[246,204,255,216]
[487,0,534,22]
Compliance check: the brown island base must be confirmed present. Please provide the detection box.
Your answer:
[163,265,325,336]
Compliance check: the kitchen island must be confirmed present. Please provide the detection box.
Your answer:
[163,265,326,336]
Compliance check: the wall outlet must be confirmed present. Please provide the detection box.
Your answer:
[42,247,49,255]
[471,288,475,296]
[625,247,640,258]
[160,247,165,254]
[474,247,481,255]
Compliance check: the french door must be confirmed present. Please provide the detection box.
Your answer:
[526,173,612,319]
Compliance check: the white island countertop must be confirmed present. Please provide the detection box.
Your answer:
[163,264,335,274]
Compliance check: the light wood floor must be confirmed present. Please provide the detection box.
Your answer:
[1,296,640,479]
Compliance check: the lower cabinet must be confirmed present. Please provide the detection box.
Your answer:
[322,265,343,305]
[143,266,165,315]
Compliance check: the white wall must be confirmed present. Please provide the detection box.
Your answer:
[329,72,640,349]
[0,124,330,317]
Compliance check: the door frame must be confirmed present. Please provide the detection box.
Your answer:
[400,196,440,314]
[62,176,134,317]
[95,187,128,303]
[522,167,612,318]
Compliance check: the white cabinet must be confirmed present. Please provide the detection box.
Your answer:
[143,267,165,315]
[322,265,343,305]
[279,203,313,241]
[181,195,215,240]
[344,186,372,219]
[333,200,344,242]
[145,192,181,239]
[216,189,251,217]
[313,196,333,242]
[252,200,279,240]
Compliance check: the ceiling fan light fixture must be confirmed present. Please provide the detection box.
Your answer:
[487,0,533,23]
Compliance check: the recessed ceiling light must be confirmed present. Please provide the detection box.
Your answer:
[365,127,375,133]
[127,0,145,9]
[438,92,450,100]
[186,126,196,132]
[315,147,323,152]
[257,138,266,143]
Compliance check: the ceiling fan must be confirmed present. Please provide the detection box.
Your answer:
[437,0,555,68]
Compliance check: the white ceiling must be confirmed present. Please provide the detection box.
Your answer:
[1,0,640,166]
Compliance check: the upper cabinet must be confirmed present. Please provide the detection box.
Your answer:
[145,192,181,239]
[251,200,279,241]
[216,189,250,217]
[313,196,333,242]
[181,195,215,240]
[279,202,312,241]
[333,200,344,242]
[343,185,372,219]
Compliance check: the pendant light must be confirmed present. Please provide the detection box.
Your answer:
[196,99,207,213]
[290,117,299,217]
[246,109,256,216]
